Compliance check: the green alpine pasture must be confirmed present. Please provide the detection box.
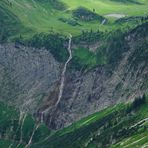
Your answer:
[0,0,148,39]
[0,0,147,70]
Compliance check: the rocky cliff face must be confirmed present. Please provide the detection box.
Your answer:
[0,24,147,130]
[0,44,60,112]
[48,24,148,129]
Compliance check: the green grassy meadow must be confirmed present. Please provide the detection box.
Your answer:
[0,0,148,39]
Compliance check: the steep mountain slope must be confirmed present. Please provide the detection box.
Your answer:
[1,94,147,148]
[0,0,148,147]
[45,22,148,129]
[0,3,26,42]
[0,43,60,113]
[0,22,147,130]
[32,95,148,148]
[0,102,51,148]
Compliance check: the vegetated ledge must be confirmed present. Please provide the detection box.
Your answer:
[8,21,148,73]
[72,7,105,22]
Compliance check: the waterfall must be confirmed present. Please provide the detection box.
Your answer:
[16,112,27,148]
[9,111,23,148]
[40,34,72,123]
[25,124,40,148]
[55,34,72,107]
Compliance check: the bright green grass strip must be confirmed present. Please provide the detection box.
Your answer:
[1,0,148,38]
[56,103,124,136]
[111,131,148,148]
[61,0,148,16]
[51,96,148,138]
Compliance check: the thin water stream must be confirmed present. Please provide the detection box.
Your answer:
[41,34,73,123]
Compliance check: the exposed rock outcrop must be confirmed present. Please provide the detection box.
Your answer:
[0,43,60,112]
[48,24,148,129]
[0,23,147,130]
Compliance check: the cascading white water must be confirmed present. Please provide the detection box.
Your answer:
[55,34,72,107]
[9,111,25,148]
[25,124,40,148]
[40,34,73,123]
[16,112,27,148]
[19,113,27,142]
[9,34,73,147]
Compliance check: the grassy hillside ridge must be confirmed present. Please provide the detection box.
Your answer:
[0,4,27,42]
[35,0,66,10]
[0,0,147,69]
[31,94,148,148]
[0,95,147,148]
[61,0,148,16]
[1,0,147,69]
[0,0,148,40]
[111,131,148,148]
[110,0,142,5]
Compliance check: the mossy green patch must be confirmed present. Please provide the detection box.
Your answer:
[71,48,98,70]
